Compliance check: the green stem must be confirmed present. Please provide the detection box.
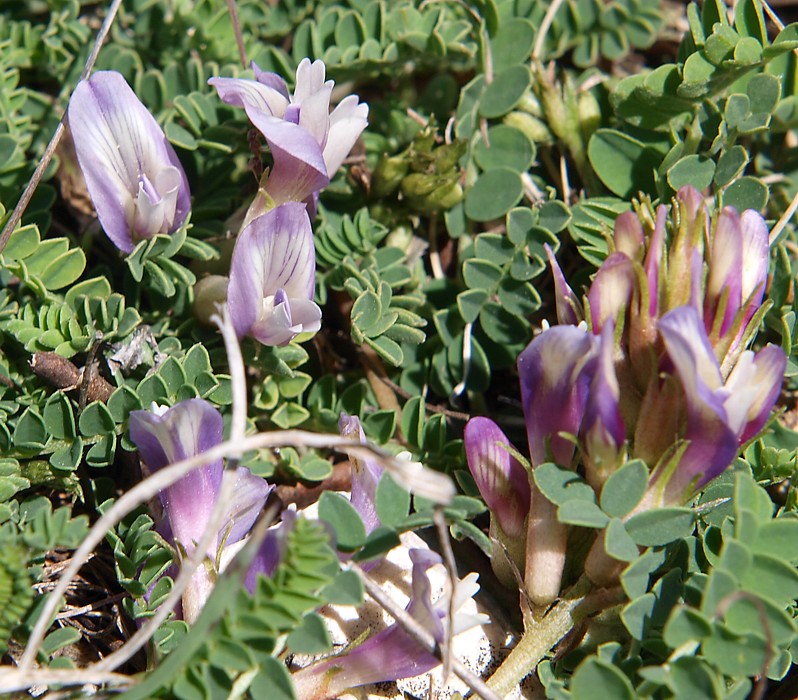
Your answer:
[486,575,594,696]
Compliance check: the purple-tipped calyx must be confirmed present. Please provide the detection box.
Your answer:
[227,202,322,346]
[68,71,191,253]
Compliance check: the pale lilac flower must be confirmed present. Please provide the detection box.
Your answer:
[227,202,322,346]
[209,58,368,207]
[652,306,786,505]
[291,549,487,700]
[464,417,529,539]
[339,413,383,535]
[68,71,190,253]
[613,211,645,260]
[129,399,271,621]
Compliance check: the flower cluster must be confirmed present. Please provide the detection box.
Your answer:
[68,61,368,347]
[465,187,786,603]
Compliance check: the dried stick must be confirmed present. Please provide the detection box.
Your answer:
[0,0,125,254]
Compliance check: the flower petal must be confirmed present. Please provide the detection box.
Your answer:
[244,111,330,205]
[339,413,383,535]
[323,95,369,177]
[588,252,635,333]
[208,76,289,117]
[518,325,597,466]
[68,71,190,252]
[129,399,223,549]
[544,243,582,326]
[228,202,318,342]
[464,417,529,538]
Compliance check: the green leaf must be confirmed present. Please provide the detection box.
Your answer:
[43,393,76,440]
[558,500,609,528]
[490,18,535,72]
[13,409,47,450]
[478,65,531,118]
[604,518,640,562]
[464,169,524,221]
[702,625,768,677]
[473,125,535,172]
[587,129,659,198]
[41,626,81,656]
[365,335,403,366]
[714,146,749,187]
[667,154,716,191]
[317,492,366,552]
[571,657,634,700]
[600,459,649,518]
[457,289,488,323]
[249,657,297,700]
[663,606,713,647]
[78,401,115,437]
[375,473,411,527]
[462,258,503,290]
[722,176,768,211]
[534,463,596,506]
[320,570,364,606]
[625,507,695,546]
[286,612,332,655]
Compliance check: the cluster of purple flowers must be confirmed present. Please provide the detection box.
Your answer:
[465,187,786,604]
[68,60,368,347]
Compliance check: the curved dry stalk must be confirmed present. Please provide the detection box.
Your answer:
[0,668,132,694]
[531,0,567,62]
[15,430,454,679]
[0,0,125,254]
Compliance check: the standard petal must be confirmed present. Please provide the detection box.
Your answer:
[613,211,645,260]
[228,203,319,345]
[464,417,529,538]
[705,207,744,337]
[740,209,769,305]
[517,325,597,466]
[292,58,328,104]
[129,399,224,549]
[208,76,289,117]
[68,71,190,252]
[588,252,635,333]
[339,413,383,535]
[223,467,273,546]
[727,345,786,442]
[581,322,625,481]
[323,96,369,176]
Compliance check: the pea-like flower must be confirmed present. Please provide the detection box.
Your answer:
[651,306,785,506]
[338,412,383,535]
[227,202,322,346]
[129,399,271,622]
[67,71,191,252]
[209,58,368,208]
[290,549,487,700]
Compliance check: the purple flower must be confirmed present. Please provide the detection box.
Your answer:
[227,202,322,346]
[339,413,383,535]
[129,399,271,620]
[291,549,487,699]
[517,325,597,467]
[209,59,368,207]
[544,243,583,326]
[581,322,625,487]
[652,306,786,504]
[464,417,529,539]
[588,252,635,333]
[67,71,190,253]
